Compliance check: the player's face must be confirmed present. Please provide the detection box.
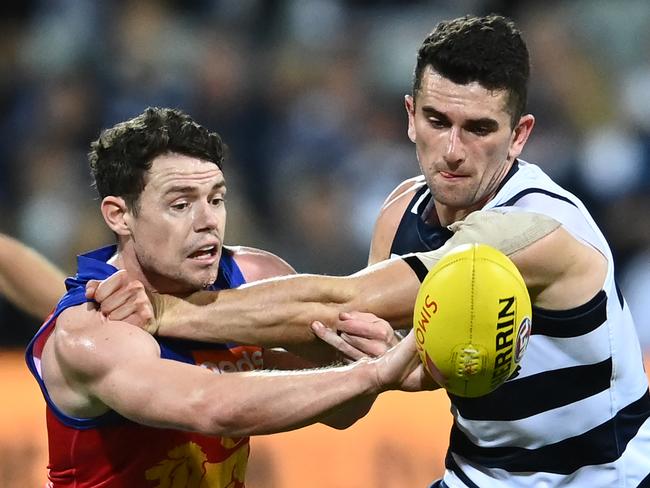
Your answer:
[128,153,226,294]
[405,67,534,221]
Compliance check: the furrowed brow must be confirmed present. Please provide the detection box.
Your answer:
[421,106,450,122]
[465,117,500,131]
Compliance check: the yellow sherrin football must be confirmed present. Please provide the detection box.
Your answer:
[413,243,532,398]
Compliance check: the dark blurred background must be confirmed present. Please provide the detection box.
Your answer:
[1,0,649,351]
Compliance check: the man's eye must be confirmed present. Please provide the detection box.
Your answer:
[470,127,490,136]
[211,197,225,206]
[429,119,446,129]
[171,202,189,211]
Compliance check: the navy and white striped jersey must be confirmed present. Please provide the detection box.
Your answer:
[395,160,650,487]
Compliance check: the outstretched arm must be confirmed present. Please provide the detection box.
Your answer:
[90,210,584,347]
[150,211,564,345]
[45,306,428,438]
[0,233,66,318]
[150,257,421,346]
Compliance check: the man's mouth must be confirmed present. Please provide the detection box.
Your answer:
[439,171,468,179]
[188,245,218,261]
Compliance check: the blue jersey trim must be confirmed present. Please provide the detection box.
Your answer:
[25,244,246,429]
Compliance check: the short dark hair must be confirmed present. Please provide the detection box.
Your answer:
[89,107,226,212]
[413,14,530,127]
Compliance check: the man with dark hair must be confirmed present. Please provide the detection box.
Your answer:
[94,15,650,486]
[25,107,429,488]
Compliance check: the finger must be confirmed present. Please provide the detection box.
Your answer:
[339,311,385,323]
[110,304,153,326]
[94,269,129,303]
[311,322,366,361]
[338,318,393,344]
[85,280,100,299]
[120,312,145,328]
[340,333,387,357]
[401,329,417,349]
[98,288,132,317]
[337,318,376,338]
[107,301,138,322]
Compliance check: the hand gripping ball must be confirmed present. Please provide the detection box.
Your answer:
[413,243,532,397]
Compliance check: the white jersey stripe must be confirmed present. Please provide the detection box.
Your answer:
[408,161,650,485]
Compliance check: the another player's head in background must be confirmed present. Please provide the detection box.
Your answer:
[405,14,535,225]
[412,14,530,128]
[89,107,228,295]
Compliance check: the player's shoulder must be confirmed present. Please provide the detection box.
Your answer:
[369,176,427,265]
[377,176,427,223]
[381,176,427,211]
[52,304,159,375]
[227,245,296,282]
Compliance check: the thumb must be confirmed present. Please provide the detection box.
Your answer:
[85,280,100,299]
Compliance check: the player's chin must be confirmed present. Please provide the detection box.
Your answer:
[181,264,220,289]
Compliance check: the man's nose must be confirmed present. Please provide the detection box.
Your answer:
[443,127,465,165]
[193,201,221,231]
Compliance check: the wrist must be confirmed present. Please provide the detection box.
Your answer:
[354,357,385,396]
[152,293,194,338]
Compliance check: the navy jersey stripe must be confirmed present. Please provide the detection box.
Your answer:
[449,390,650,474]
[445,453,481,488]
[390,185,453,255]
[531,290,607,337]
[403,255,429,282]
[616,281,625,309]
[493,188,578,208]
[451,358,612,421]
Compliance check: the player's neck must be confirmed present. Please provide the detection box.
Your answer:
[434,193,495,228]
[108,248,196,297]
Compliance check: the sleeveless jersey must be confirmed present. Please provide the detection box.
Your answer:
[394,161,650,487]
[25,245,261,488]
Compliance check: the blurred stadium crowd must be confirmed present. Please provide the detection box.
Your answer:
[0,0,649,349]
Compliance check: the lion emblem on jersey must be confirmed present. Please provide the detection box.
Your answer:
[145,440,248,488]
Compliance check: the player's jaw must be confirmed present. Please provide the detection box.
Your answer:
[185,238,222,267]
[179,238,223,287]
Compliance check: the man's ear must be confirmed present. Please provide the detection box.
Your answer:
[101,196,132,236]
[508,114,535,161]
[405,94,417,143]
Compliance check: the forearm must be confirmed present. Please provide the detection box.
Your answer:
[156,274,356,345]
[155,259,420,345]
[201,360,381,437]
[0,234,66,318]
[318,393,377,429]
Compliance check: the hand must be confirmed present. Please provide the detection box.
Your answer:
[310,311,398,363]
[86,269,155,330]
[373,330,439,393]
